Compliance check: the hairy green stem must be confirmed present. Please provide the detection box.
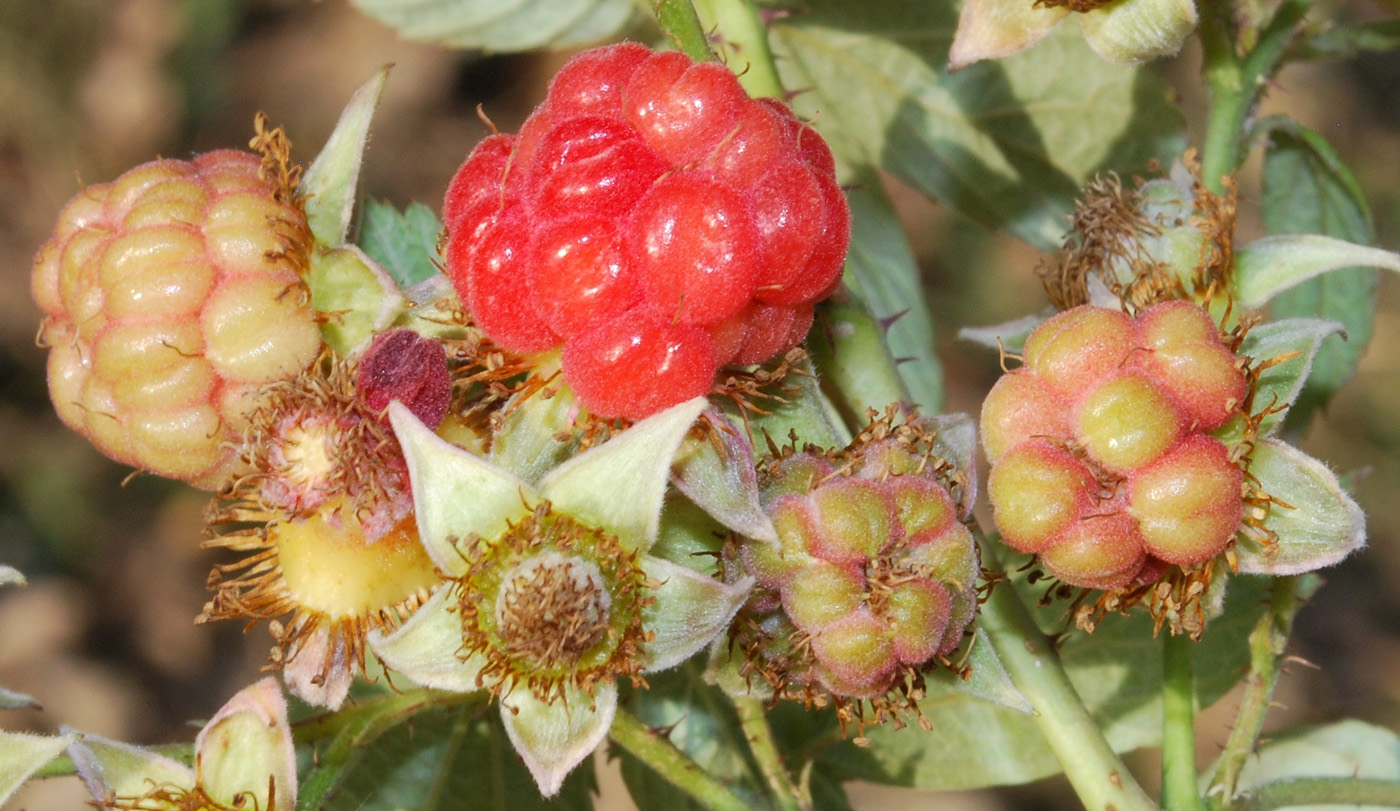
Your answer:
[733,696,808,811]
[1162,632,1206,811]
[692,0,785,98]
[652,0,716,62]
[1206,576,1300,809]
[609,708,752,811]
[808,294,914,424]
[1233,777,1400,811]
[1199,0,1312,193]
[979,540,1157,811]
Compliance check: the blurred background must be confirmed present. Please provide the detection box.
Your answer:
[2,1,1399,808]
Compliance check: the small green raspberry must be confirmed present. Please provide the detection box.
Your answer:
[34,150,321,489]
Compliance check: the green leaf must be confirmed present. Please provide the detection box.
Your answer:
[923,628,1032,714]
[359,200,445,290]
[301,68,389,247]
[830,574,1273,790]
[0,730,78,807]
[1260,121,1379,428]
[1236,439,1365,576]
[1234,234,1400,309]
[322,705,597,811]
[349,0,637,52]
[618,663,769,810]
[1232,719,1400,806]
[1234,318,1346,438]
[842,166,944,412]
[771,4,1185,249]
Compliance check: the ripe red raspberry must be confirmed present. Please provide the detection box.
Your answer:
[981,302,1248,591]
[442,42,850,420]
[32,151,322,489]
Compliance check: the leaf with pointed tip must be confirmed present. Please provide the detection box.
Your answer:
[321,705,596,811]
[68,733,195,802]
[1234,234,1400,309]
[1236,319,1346,438]
[369,585,486,693]
[771,6,1184,249]
[923,628,1031,713]
[501,681,616,798]
[843,167,944,412]
[390,402,534,575]
[358,200,444,290]
[301,68,388,247]
[671,409,776,544]
[1261,121,1379,430]
[540,397,706,553]
[640,557,751,673]
[309,246,407,357]
[351,0,635,52]
[0,731,79,806]
[1236,439,1365,576]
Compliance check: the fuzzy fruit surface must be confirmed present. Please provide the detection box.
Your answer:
[441,42,850,421]
[740,438,977,700]
[981,302,1247,590]
[32,150,321,489]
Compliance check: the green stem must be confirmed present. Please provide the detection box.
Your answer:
[808,294,914,425]
[1199,0,1312,193]
[733,696,808,811]
[1207,577,1301,809]
[979,540,1157,811]
[609,708,752,811]
[692,0,785,99]
[652,0,717,62]
[1162,632,1206,811]
[1233,777,1400,811]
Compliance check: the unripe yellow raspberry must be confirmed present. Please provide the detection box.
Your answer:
[33,151,322,489]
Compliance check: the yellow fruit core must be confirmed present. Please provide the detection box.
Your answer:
[275,503,439,619]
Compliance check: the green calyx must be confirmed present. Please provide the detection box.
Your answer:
[456,505,652,703]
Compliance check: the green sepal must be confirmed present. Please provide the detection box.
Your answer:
[500,681,617,798]
[368,584,487,693]
[389,402,534,576]
[300,67,388,247]
[638,556,752,672]
[1236,438,1365,576]
[671,408,777,545]
[1,731,80,806]
[923,627,1032,714]
[539,397,707,554]
[309,246,407,357]
[68,732,195,802]
[1234,234,1400,309]
[1233,318,1346,438]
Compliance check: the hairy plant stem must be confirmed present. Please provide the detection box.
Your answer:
[692,0,786,99]
[733,696,809,811]
[652,0,717,62]
[1199,0,1312,194]
[1205,576,1301,809]
[1162,631,1206,811]
[980,539,1158,811]
[609,708,753,811]
[1233,777,1400,811]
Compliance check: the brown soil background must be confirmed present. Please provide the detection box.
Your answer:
[3,1,1400,808]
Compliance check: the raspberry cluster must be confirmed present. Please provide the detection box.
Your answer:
[441,42,850,421]
[32,151,322,489]
[981,302,1247,590]
[737,434,978,701]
